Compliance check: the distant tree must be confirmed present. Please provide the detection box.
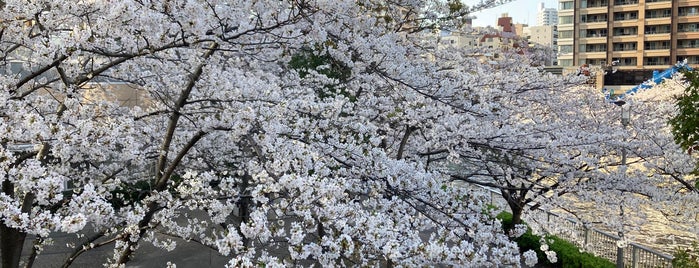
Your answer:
[670,70,699,176]
[446,60,699,242]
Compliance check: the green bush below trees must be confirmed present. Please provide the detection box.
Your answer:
[496,211,615,268]
[673,242,699,268]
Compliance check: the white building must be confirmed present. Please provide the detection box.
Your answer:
[523,25,558,65]
[536,3,558,26]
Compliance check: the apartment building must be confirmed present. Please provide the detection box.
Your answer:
[538,3,559,26]
[557,0,699,85]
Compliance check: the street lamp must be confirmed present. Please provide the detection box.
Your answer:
[612,100,630,268]
[614,100,630,127]
[613,100,630,165]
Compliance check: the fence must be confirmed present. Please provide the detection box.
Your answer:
[478,186,674,268]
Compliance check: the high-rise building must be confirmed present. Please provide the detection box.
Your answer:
[557,0,699,85]
[538,3,559,26]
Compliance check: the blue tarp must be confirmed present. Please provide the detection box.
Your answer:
[604,60,694,102]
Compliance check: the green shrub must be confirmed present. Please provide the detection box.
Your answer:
[496,211,615,268]
[673,242,699,268]
[546,236,615,268]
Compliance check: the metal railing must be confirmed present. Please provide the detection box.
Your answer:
[525,209,674,268]
[477,186,674,268]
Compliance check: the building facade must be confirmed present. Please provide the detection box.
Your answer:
[524,24,559,65]
[537,3,559,26]
[557,0,699,84]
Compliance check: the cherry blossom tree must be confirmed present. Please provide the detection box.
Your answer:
[3,0,693,267]
[0,0,549,267]
[439,57,699,244]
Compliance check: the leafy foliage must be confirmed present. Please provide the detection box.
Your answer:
[497,211,615,268]
[288,47,355,101]
[670,70,699,175]
[673,242,699,268]
[545,236,615,268]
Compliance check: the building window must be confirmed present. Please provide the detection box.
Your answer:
[644,41,670,50]
[646,0,670,2]
[678,56,699,64]
[580,44,607,52]
[646,9,672,19]
[579,58,606,66]
[679,7,699,17]
[644,56,670,65]
[581,28,608,37]
[613,11,638,21]
[559,16,574,25]
[613,42,637,51]
[559,45,573,54]
[559,30,573,39]
[614,57,637,66]
[679,23,699,33]
[645,25,671,34]
[614,0,639,5]
[560,1,574,10]
[614,0,638,6]
[613,27,637,36]
[558,59,573,66]
[581,0,609,8]
[581,13,608,23]
[678,39,699,48]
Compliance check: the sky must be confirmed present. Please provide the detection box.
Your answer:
[469,0,560,27]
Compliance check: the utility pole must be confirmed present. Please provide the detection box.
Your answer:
[613,100,630,268]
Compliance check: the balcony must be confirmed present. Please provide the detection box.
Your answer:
[643,60,671,67]
[677,56,699,65]
[644,33,671,41]
[645,18,672,25]
[614,0,639,5]
[644,23,671,35]
[612,35,640,43]
[677,16,699,24]
[612,52,639,58]
[643,50,671,57]
[613,28,638,37]
[581,6,608,14]
[612,42,638,52]
[580,51,607,59]
[583,21,609,29]
[613,20,638,27]
[581,14,609,22]
[677,48,699,56]
[580,38,609,45]
[582,0,610,9]
[613,5,641,12]
[679,7,699,17]
[617,65,642,70]
[646,1,672,9]
[677,32,699,40]
[581,36,608,44]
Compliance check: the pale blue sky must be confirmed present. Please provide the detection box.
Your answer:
[469,0,560,27]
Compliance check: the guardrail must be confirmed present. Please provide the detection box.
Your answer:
[477,186,674,268]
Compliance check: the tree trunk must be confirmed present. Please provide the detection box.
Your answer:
[510,201,524,226]
[1,180,33,268]
[1,224,26,268]
[238,173,251,247]
[502,188,525,232]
